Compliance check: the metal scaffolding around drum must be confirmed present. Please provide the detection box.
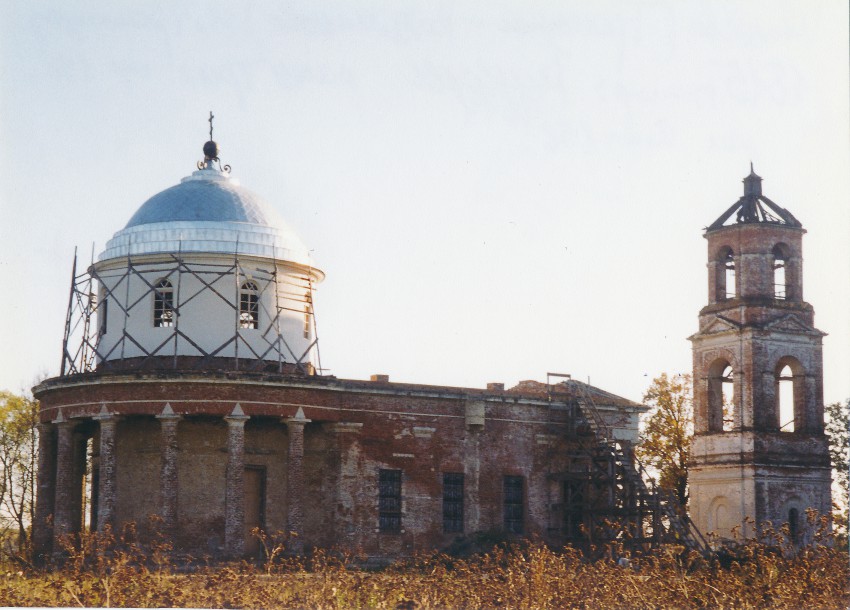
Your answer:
[60,247,322,377]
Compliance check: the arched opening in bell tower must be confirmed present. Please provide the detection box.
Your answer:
[777,365,794,431]
[720,365,735,431]
[772,243,790,300]
[715,246,736,301]
[775,357,804,432]
[707,359,736,432]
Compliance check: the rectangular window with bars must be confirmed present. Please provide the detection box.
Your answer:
[443,472,464,533]
[563,480,585,539]
[378,469,402,533]
[503,475,524,534]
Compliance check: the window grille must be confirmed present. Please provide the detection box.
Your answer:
[503,475,524,534]
[563,480,584,539]
[443,472,464,533]
[153,279,174,327]
[379,469,402,532]
[240,281,259,329]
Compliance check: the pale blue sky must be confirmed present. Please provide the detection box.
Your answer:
[1,1,848,405]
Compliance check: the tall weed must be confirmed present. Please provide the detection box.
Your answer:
[0,522,847,608]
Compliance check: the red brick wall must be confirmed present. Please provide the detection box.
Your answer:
[34,372,636,558]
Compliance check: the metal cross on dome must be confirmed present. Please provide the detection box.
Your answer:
[198,111,230,174]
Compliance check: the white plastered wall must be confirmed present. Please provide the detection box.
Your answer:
[94,252,320,367]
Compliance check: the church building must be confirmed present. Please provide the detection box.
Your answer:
[31,125,828,561]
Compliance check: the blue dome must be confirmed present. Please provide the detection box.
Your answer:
[126,175,285,228]
[98,165,318,269]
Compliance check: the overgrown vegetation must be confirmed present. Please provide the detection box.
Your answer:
[0,391,37,556]
[636,373,693,507]
[1,519,847,609]
[826,399,849,541]
[1,386,847,607]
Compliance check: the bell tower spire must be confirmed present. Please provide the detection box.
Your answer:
[743,162,762,196]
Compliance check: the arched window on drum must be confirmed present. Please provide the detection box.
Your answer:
[240,281,259,329]
[153,279,175,328]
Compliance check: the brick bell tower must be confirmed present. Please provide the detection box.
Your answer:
[688,166,832,543]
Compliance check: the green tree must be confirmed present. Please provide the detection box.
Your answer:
[825,399,849,537]
[635,373,692,508]
[0,391,38,554]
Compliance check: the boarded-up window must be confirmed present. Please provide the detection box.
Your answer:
[244,466,266,557]
[379,469,402,532]
[443,473,464,533]
[788,508,799,542]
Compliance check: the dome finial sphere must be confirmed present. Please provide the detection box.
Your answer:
[203,140,220,160]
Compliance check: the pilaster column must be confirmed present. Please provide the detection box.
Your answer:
[327,422,363,544]
[33,422,56,561]
[94,408,119,533]
[52,415,75,548]
[156,404,181,531]
[464,400,485,533]
[284,407,311,553]
[804,375,820,434]
[224,404,249,558]
[464,427,482,532]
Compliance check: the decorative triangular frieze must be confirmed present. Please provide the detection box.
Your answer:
[761,314,823,335]
[696,316,740,336]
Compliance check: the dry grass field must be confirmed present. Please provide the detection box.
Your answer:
[1,520,847,609]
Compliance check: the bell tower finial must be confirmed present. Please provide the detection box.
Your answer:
[208,111,214,141]
[743,162,762,197]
